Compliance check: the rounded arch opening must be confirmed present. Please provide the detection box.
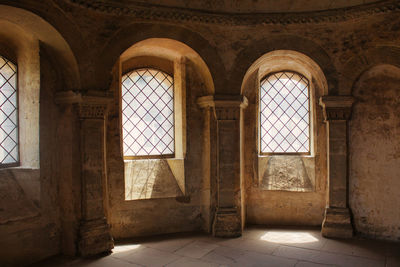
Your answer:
[241,50,328,96]
[241,50,328,227]
[0,5,80,91]
[120,38,214,95]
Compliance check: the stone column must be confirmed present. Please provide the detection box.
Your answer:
[77,100,114,256]
[198,95,248,237]
[319,96,355,238]
[56,91,114,255]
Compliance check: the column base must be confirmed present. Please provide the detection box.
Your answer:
[321,207,353,238]
[79,218,114,256]
[212,208,241,238]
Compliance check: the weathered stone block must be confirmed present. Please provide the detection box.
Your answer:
[321,207,353,238]
[78,218,114,257]
[212,208,241,238]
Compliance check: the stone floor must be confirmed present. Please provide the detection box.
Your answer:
[32,226,400,267]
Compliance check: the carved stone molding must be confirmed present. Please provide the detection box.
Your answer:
[319,96,355,121]
[65,0,400,25]
[197,95,248,121]
[55,90,113,119]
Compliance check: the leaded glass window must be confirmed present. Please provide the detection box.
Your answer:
[260,71,310,154]
[0,55,18,166]
[122,68,174,157]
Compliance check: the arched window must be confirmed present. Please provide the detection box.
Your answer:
[121,68,174,158]
[259,71,310,154]
[0,55,18,166]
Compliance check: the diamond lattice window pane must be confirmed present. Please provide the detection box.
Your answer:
[122,68,174,157]
[260,71,310,153]
[0,55,18,165]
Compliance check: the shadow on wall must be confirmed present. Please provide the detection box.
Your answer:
[124,159,183,200]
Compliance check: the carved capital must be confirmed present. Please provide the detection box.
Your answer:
[77,103,108,119]
[215,107,240,120]
[319,96,355,121]
[197,95,248,121]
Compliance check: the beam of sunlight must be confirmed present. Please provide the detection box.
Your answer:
[260,231,319,244]
[112,244,141,253]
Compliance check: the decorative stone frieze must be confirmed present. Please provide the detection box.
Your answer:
[66,0,400,25]
[198,95,247,237]
[319,95,355,238]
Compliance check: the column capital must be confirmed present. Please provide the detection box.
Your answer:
[55,90,113,119]
[77,103,107,119]
[197,95,248,120]
[319,95,355,121]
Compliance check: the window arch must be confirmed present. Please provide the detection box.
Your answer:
[259,71,310,154]
[0,55,18,166]
[121,68,175,158]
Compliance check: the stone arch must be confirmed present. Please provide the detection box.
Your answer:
[106,37,216,239]
[342,46,400,95]
[119,38,215,95]
[241,49,328,226]
[0,5,81,91]
[230,35,337,95]
[0,5,81,168]
[99,23,223,93]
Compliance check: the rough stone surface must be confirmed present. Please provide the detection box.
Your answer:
[0,1,400,266]
[350,65,400,241]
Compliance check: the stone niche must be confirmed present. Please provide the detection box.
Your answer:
[350,64,400,241]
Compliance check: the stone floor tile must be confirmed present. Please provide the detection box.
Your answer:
[68,256,143,267]
[174,240,219,259]
[218,236,279,255]
[295,261,335,267]
[28,229,400,267]
[144,237,195,253]
[272,245,321,261]
[321,239,386,260]
[166,257,220,267]
[234,251,297,267]
[251,227,328,250]
[310,251,384,267]
[200,246,247,265]
[112,247,181,267]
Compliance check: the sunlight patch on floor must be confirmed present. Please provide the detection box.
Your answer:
[260,231,319,244]
[112,244,141,253]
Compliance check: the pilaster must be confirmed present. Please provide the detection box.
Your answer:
[198,95,248,237]
[319,96,354,238]
[56,91,114,255]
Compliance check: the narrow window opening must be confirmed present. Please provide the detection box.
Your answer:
[0,55,18,167]
[121,68,174,159]
[260,71,310,155]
